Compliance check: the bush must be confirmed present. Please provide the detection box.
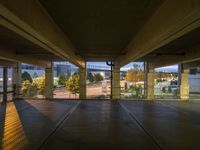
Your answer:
[87,73,95,83]
[22,80,31,96]
[29,81,38,96]
[94,73,104,82]
[35,77,45,95]
[21,76,45,96]
[54,78,59,88]
[58,75,68,86]
[66,74,79,95]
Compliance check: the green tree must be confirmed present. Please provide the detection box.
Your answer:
[58,75,68,86]
[87,72,95,83]
[66,74,80,95]
[21,77,46,96]
[94,73,104,82]
[35,76,45,95]
[29,80,38,96]
[22,71,32,83]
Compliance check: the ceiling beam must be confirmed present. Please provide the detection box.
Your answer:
[16,51,53,55]
[147,44,200,68]
[116,0,200,67]
[182,60,200,69]
[0,0,85,68]
[0,59,17,67]
[0,46,51,68]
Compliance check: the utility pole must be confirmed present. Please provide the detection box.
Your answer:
[106,62,115,99]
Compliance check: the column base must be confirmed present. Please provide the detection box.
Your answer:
[146,70,155,100]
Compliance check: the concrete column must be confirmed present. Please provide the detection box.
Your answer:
[3,67,8,102]
[44,64,53,99]
[12,63,22,99]
[180,68,189,100]
[79,67,86,99]
[145,63,155,100]
[112,65,120,100]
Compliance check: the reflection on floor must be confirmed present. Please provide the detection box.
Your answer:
[0,100,200,150]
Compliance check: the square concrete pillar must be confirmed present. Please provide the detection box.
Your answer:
[12,63,22,99]
[145,63,155,100]
[79,67,86,99]
[180,69,189,100]
[44,65,53,99]
[112,65,120,100]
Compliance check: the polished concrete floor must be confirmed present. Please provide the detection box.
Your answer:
[0,100,200,150]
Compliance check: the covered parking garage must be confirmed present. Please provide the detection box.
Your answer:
[0,0,200,149]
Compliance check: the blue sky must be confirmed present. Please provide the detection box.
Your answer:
[155,65,178,72]
[87,62,178,72]
[23,61,178,73]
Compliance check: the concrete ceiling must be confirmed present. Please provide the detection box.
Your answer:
[40,0,164,60]
[139,27,200,68]
[141,27,200,60]
[0,25,61,61]
[0,0,199,68]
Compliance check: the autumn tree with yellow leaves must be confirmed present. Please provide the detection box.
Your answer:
[125,64,144,83]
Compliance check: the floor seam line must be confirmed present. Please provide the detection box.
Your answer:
[118,101,163,150]
[36,100,82,150]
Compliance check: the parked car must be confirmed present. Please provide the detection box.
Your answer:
[170,80,178,85]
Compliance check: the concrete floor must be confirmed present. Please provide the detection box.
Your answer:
[0,100,200,150]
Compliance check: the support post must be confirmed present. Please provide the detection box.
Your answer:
[112,64,120,100]
[79,67,86,99]
[44,63,53,99]
[145,63,155,100]
[180,66,189,100]
[12,63,22,99]
[3,67,8,102]
[144,62,147,98]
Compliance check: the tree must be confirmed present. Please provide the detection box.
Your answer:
[94,73,104,82]
[125,64,144,82]
[87,72,95,83]
[21,80,31,96]
[21,77,45,96]
[155,72,177,82]
[126,69,138,82]
[22,71,32,83]
[58,75,68,86]
[29,80,38,96]
[35,76,45,95]
[66,74,79,95]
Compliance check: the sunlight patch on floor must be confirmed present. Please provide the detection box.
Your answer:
[2,102,28,150]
